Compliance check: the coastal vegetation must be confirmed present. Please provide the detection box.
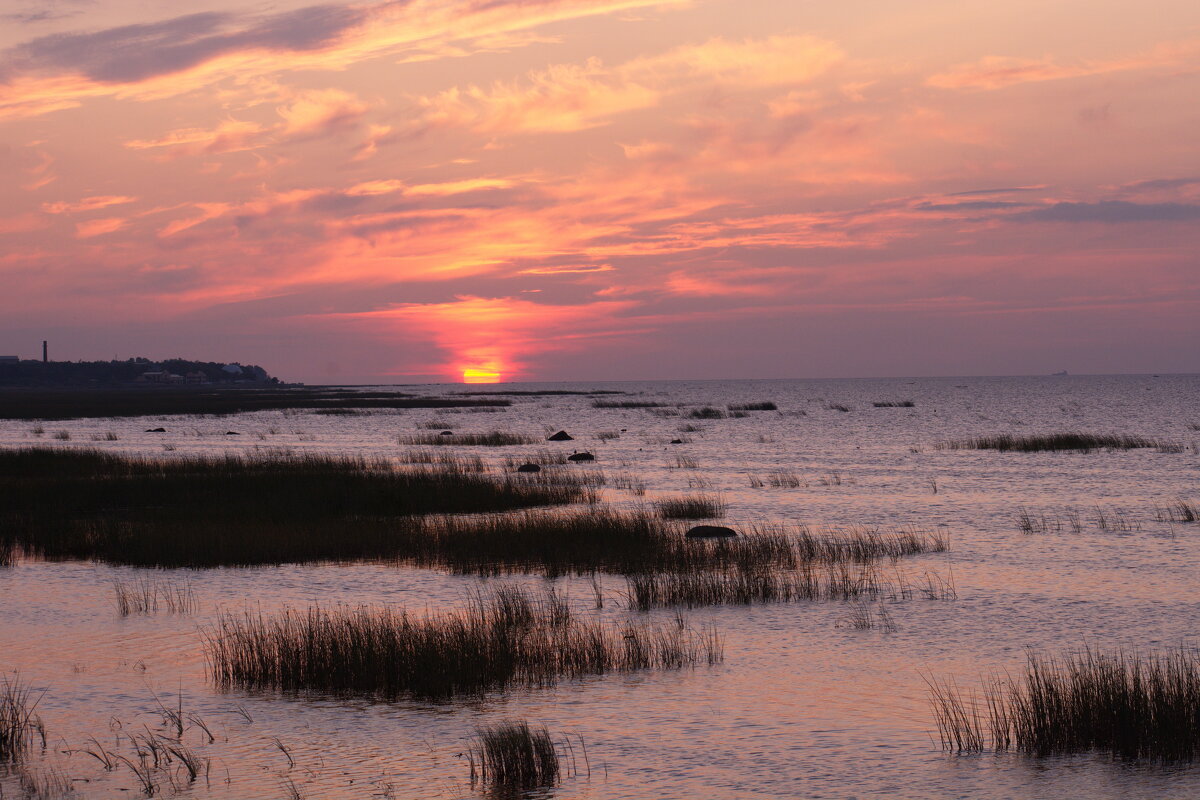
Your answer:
[469,721,563,793]
[931,647,1200,760]
[939,432,1170,452]
[398,431,536,446]
[0,448,592,566]
[0,387,509,420]
[204,586,722,699]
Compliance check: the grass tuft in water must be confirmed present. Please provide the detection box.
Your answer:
[398,432,536,446]
[204,586,722,699]
[469,721,560,793]
[654,494,726,519]
[939,432,1168,452]
[0,676,46,763]
[931,647,1200,760]
[728,402,777,411]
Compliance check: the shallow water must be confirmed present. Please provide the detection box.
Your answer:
[2,375,1199,799]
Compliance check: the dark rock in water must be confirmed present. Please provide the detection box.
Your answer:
[145,427,166,433]
[670,439,684,444]
[225,431,240,435]
[686,525,737,539]
[567,452,595,462]
[547,430,573,441]
[439,430,454,436]
[516,463,541,473]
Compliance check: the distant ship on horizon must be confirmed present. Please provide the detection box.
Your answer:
[1051,370,1069,376]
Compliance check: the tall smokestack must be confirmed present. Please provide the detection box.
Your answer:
[42,341,47,363]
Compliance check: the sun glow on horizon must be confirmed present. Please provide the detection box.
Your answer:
[462,367,502,383]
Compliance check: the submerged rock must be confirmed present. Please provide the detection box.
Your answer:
[225,431,240,435]
[547,430,573,441]
[145,427,166,433]
[567,452,595,462]
[516,463,541,473]
[439,430,454,436]
[686,525,737,539]
[670,439,684,444]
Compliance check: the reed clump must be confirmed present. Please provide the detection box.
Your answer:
[654,494,727,519]
[0,448,591,567]
[686,407,726,419]
[204,586,722,699]
[1156,499,1198,523]
[398,432,536,446]
[113,578,199,615]
[591,400,668,408]
[873,400,915,408]
[625,563,887,610]
[932,647,1200,760]
[393,510,795,577]
[395,451,488,472]
[728,402,777,411]
[469,721,561,793]
[0,676,45,763]
[938,432,1168,452]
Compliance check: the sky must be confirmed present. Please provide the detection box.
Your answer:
[1,0,1198,384]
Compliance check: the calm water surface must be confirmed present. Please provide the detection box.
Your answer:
[2,375,1199,799]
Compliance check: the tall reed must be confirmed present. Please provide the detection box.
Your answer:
[0,676,45,763]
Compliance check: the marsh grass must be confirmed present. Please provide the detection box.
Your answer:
[204,586,723,699]
[873,401,915,408]
[398,432,536,446]
[931,647,1200,760]
[18,764,73,797]
[88,431,120,441]
[825,403,851,413]
[501,450,570,467]
[1094,507,1141,532]
[469,722,561,793]
[728,402,777,411]
[390,510,795,577]
[395,451,488,472]
[686,407,726,419]
[654,494,727,519]
[0,388,509,420]
[625,563,890,610]
[0,448,591,567]
[1,676,45,763]
[670,455,699,469]
[1156,499,1198,523]
[592,400,668,408]
[939,432,1169,452]
[840,601,897,632]
[113,578,199,615]
[767,470,801,488]
[610,472,647,495]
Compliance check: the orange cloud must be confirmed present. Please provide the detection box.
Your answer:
[42,195,137,214]
[928,39,1200,90]
[75,217,128,238]
[0,0,688,121]
[125,119,267,154]
[418,59,659,134]
[277,89,368,137]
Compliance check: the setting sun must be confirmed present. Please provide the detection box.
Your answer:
[462,368,502,383]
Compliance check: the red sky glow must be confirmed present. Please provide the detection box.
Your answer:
[2,0,1198,382]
